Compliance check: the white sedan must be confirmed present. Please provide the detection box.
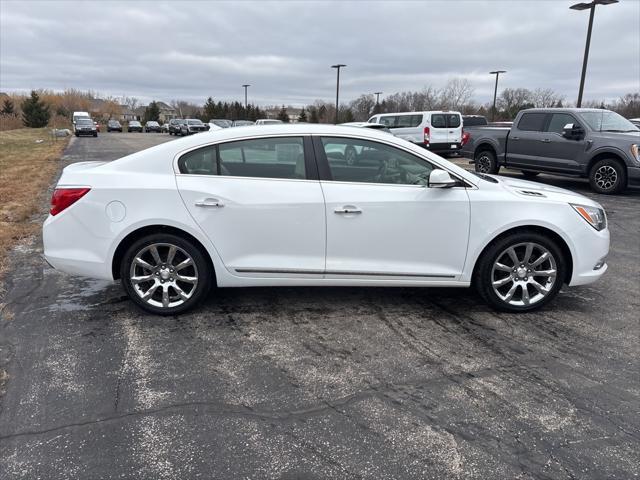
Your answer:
[43,124,609,315]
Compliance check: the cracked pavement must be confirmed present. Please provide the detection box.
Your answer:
[1,133,638,479]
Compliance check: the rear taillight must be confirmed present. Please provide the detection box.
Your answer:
[424,126,430,143]
[462,130,470,146]
[50,188,91,216]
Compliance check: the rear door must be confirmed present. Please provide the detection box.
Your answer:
[506,112,548,167]
[428,113,450,147]
[446,113,463,145]
[176,136,326,276]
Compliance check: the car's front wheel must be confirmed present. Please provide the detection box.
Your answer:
[589,158,626,194]
[474,149,499,174]
[475,231,566,312]
[120,233,212,315]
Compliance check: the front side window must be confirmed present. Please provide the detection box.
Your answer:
[546,113,577,134]
[179,137,306,179]
[517,113,547,132]
[320,137,434,185]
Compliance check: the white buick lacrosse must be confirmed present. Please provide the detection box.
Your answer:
[43,124,609,315]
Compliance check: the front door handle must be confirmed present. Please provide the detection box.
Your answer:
[511,136,520,140]
[195,198,224,208]
[541,138,551,143]
[334,206,362,214]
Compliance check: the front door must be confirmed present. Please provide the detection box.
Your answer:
[314,136,470,279]
[535,112,586,173]
[176,136,326,276]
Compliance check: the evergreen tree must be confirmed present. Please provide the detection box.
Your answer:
[203,97,216,121]
[1,98,15,116]
[277,105,289,123]
[143,101,161,122]
[21,90,50,128]
[308,107,319,123]
[298,107,308,122]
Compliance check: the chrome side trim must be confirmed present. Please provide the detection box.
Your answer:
[234,268,455,278]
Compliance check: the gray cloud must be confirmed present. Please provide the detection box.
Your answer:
[1,0,638,106]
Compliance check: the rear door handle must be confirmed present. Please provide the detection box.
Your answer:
[511,136,520,140]
[195,198,224,208]
[541,138,551,143]
[334,206,362,214]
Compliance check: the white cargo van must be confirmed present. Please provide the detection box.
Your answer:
[367,111,463,153]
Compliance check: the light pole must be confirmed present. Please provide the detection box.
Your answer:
[570,0,618,107]
[242,84,250,117]
[331,64,346,124]
[489,70,506,122]
[373,91,382,113]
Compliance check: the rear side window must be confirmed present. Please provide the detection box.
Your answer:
[378,116,396,127]
[517,113,547,132]
[178,137,306,180]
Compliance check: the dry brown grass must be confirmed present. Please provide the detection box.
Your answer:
[0,128,69,277]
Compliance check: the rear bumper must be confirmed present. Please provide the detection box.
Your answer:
[627,166,640,187]
[423,142,462,153]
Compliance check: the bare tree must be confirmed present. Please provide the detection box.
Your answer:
[349,94,376,121]
[531,88,563,108]
[123,96,139,112]
[439,78,474,111]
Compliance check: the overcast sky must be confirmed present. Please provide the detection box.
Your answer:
[1,0,638,107]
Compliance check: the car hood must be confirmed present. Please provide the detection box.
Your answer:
[490,175,602,208]
[592,130,640,141]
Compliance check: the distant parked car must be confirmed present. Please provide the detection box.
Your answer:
[232,120,254,127]
[168,119,184,135]
[161,123,169,133]
[144,121,162,133]
[209,119,233,128]
[74,118,98,137]
[255,119,284,125]
[128,121,143,133]
[107,120,122,132]
[180,119,208,136]
[368,111,463,154]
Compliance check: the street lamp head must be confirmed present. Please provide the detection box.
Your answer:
[489,70,506,75]
[242,84,250,88]
[331,64,346,69]
[570,0,617,10]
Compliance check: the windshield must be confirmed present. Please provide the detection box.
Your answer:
[188,120,203,125]
[77,119,93,125]
[147,121,158,126]
[579,110,637,132]
[130,121,140,126]
[262,120,282,124]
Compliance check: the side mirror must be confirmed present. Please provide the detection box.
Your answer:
[428,169,456,188]
[563,123,584,140]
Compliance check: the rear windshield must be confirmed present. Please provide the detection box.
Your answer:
[378,114,423,128]
[431,114,461,128]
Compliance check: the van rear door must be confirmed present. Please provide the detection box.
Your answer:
[429,113,450,146]
[446,113,462,144]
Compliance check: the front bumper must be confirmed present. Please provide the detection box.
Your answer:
[627,166,640,187]
[567,225,610,286]
[75,129,96,136]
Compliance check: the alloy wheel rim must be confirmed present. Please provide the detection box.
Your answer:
[594,165,617,190]
[491,242,557,307]
[129,243,198,308]
[477,154,491,173]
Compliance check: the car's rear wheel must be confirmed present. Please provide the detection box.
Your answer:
[475,232,566,312]
[120,233,212,315]
[474,149,499,174]
[589,158,626,194]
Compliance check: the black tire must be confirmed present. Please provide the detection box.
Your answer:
[589,158,626,194]
[521,170,540,179]
[120,233,212,315]
[474,149,499,174]
[75,133,79,137]
[474,231,566,313]
[345,146,358,166]
[93,133,98,137]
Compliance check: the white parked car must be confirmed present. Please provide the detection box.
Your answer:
[368,111,463,154]
[43,125,609,315]
[255,119,283,125]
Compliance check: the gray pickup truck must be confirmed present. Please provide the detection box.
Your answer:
[461,108,640,194]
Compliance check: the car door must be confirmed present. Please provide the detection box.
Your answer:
[429,113,450,148]
[505,112,548,168]
[446,113,463,146]
[534,112,586,173]
[176,136,326,276]
[314,136,471,279]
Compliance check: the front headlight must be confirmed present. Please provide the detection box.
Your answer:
[571,203,607,231]
[631,144,639,163]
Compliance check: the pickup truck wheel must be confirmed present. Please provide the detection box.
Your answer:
[521,171,539,179]
[475,150,499,174]
[475,232,565,312]
[589,159,626,194]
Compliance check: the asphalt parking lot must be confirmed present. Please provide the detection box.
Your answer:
[1,132,638,480]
